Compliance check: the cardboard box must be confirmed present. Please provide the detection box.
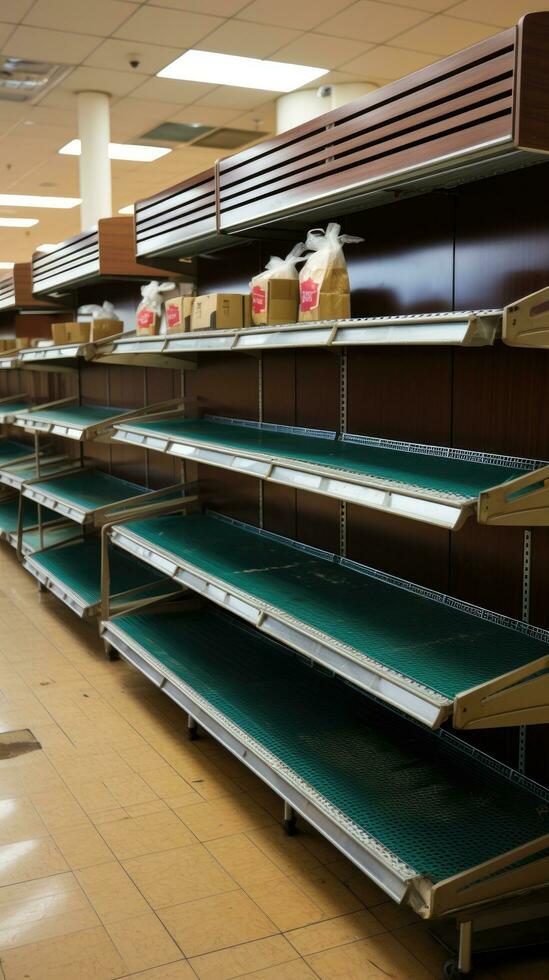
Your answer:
[166,296,194,334]
[252,278,299,326]
[190,294,248,332]
[89,319,122,342]
[51,322,70,345]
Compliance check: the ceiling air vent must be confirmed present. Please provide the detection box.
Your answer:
[0,57,69,102]
[192,128,267,150]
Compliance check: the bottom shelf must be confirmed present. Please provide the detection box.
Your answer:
[24,537,180,618]
[102,603,549,921]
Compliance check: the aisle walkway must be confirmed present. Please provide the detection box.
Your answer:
[0,543,545,980]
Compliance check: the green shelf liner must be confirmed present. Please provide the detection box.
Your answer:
[129,418,527,499]
[124,513,548,700]
[0,402,29,418]
[29,536,178,606]
[19,404,129,427]
[114,606,549,884]
[30,470,149,512]
[19,526,84,553]
[0,440,33,464]
[0,499,59,534]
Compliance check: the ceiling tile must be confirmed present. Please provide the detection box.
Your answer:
[195,19,300,57]
[0,1,34,24]
[2,25,101,62]
[236,0,355,32]
[23,0,136,35]
[318,1,430,43]
[342,43,436,77]
[113,6,223,47]
[167,105,241,125]
[110,97,175,140]
[147,0,250,13]
[448,0,549,27]
[25,104,78,128]
[59,65,145,97]
[0,23,15,46]
[85,38,181,75]
[391,15,498,54]
[195,86,274,109]
[272,32,368,68]
[130,75,215,104]
[230,102,276,130]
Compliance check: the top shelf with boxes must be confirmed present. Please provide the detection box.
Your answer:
[31,216,179,298]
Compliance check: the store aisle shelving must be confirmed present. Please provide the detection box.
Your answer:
[0,541,546,980]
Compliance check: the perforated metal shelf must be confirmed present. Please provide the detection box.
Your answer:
[110,512,549,730]
[102,604,549,918]
[24,537,180,618]
[21,469,155,527]
[113,417,547,529]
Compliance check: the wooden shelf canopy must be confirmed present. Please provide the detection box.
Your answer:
[109,512,549,730]
[102,603,549,919]
[218,15,549,237]
[31,216,175,296]
[134,168,226,266]
[0,262,64,312]
[112,415,549,529]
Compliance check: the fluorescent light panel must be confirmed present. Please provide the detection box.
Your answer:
[157,49,328,92]
[59,140,171,162]
[0,262,14,269]
[36,243,58,252]
[118,204,134,215]
[0,217,38,227]
[0,194,80,209]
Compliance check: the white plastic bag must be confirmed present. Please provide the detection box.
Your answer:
[299,223,363,322]
[250,243,305,325]
[136,281,174,334]
[77,301,120,322]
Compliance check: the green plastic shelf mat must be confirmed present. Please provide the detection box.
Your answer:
[0,500,60,534]
[114,605,549,885]
[30,470,150,511]
[128,418,527,499]
[0,440,33,463]
[29,536,179,606]
[124,512,549,700]
[21,405,129,427]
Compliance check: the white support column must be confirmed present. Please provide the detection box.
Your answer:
[276,83,377,134]
[77,91,112,230]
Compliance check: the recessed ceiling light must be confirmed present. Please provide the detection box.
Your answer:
[0,217,38,227]
[59,140,172,162]
[36,243,58,252]
[0,194,80,209]
[118,204,134,215]
[157,50,328,92]
[0,262,14,269]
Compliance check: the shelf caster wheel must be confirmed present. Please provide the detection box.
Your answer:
[104,643,119,662]
[443,960,469,979]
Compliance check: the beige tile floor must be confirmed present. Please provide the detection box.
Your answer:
[0,543,548,980]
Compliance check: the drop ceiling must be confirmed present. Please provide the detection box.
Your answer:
[0,0,543,263]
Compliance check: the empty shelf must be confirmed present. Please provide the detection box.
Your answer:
[0,439,35,466]
[0,497,61,540]
[13,403,136,441]
[15,523,84,556]
[103,604,549,918]
[0,400,29,423]
[0,456,82,491]
[111,513,549,730]
[24,537,180,618]
[112,417,547,529]
[22,469,154,526]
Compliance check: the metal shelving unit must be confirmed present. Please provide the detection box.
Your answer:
[112,415,549,529]
[102,604,549,945]
[108,511,549,730]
